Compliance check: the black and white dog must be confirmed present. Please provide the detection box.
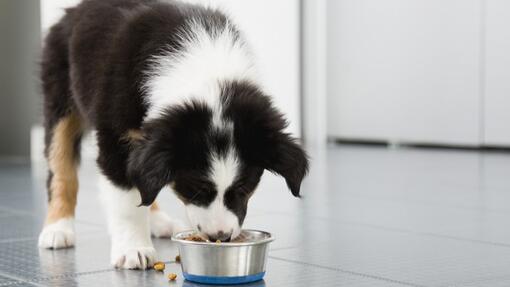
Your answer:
[38,0,308,269]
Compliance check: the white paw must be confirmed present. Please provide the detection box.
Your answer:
[111,245,157,270]
[38,218,75,249]
[150,210,189,238]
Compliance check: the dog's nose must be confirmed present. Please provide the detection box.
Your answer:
[208,230,232,242]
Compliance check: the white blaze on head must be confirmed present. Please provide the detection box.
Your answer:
[184,149,242,240]
[142,18,258,123]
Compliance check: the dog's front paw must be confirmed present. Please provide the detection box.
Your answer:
[111,245,157,270]
[38,218,75,249]
[150,210,189,238]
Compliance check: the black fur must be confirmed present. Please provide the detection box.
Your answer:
[224,165,264,225]
[41,0,308,229]
[128,101,214,206]
[222,81,309,197]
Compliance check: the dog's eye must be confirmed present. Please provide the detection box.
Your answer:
[239,186,253,197]
[185,186,216,205]
[174,178,217,206]
[233,182,254,196]
[231,185,253,199]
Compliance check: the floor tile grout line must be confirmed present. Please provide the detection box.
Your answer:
[0,270,114,285]
[0,206,106,227]
[256,209,510,249]
[1,282,42,287]
[0,237,39,244]
[270,245,304,252]
[0,229,106,245]
[254,182,510,215]
[0,207,36,217]
[33,269,115,282]
[268,255,429,287]
[0,277,18,287]
[0,272,45,287]
[0,260,182,284]
[446,273,510,287]
[9,283,45,287]
[338,220,510,249]
[67,260,180,278]
[0,282,31,287]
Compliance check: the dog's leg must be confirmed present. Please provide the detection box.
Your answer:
[38,112,82,249]
[39,20,83,249]
[99,175,156,269]
[149,202,188,238]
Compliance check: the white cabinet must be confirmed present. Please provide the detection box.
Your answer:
[484,0,510,146]
[327,0,510,147]
[327,0,484,146]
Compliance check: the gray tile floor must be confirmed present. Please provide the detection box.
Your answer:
[1,144,510,286]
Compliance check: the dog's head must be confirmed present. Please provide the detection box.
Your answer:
[128,81,308,241]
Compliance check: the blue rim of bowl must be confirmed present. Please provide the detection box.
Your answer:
[172,229,274,247]
[183,271,266,285]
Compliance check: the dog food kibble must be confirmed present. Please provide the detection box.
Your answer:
[168,273,177,281]
[175,255,181,263]
[153,262,165,271]
[184,235,206,242]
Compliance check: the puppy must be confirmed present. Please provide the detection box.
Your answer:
[38,0,308,269]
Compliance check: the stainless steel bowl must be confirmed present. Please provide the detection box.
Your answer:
[172,230,274,285]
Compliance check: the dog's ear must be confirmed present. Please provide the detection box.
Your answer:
[263,134,309,197]
[220,81,309,196]
[127,137,173,206]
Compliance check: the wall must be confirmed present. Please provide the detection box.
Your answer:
[302,0,327,147]
[0,0,41,159]
[484,0,510,146]
[326,0,482,146]
[326,0,510,147]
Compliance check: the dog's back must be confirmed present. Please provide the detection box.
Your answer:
[43,0,192,127]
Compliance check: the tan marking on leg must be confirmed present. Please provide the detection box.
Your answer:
[150,201,160,212]
[45,112,82,225]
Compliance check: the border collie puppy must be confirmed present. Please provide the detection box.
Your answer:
[38,0,308,269]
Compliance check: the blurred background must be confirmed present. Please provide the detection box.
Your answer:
[2,1,510,286]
